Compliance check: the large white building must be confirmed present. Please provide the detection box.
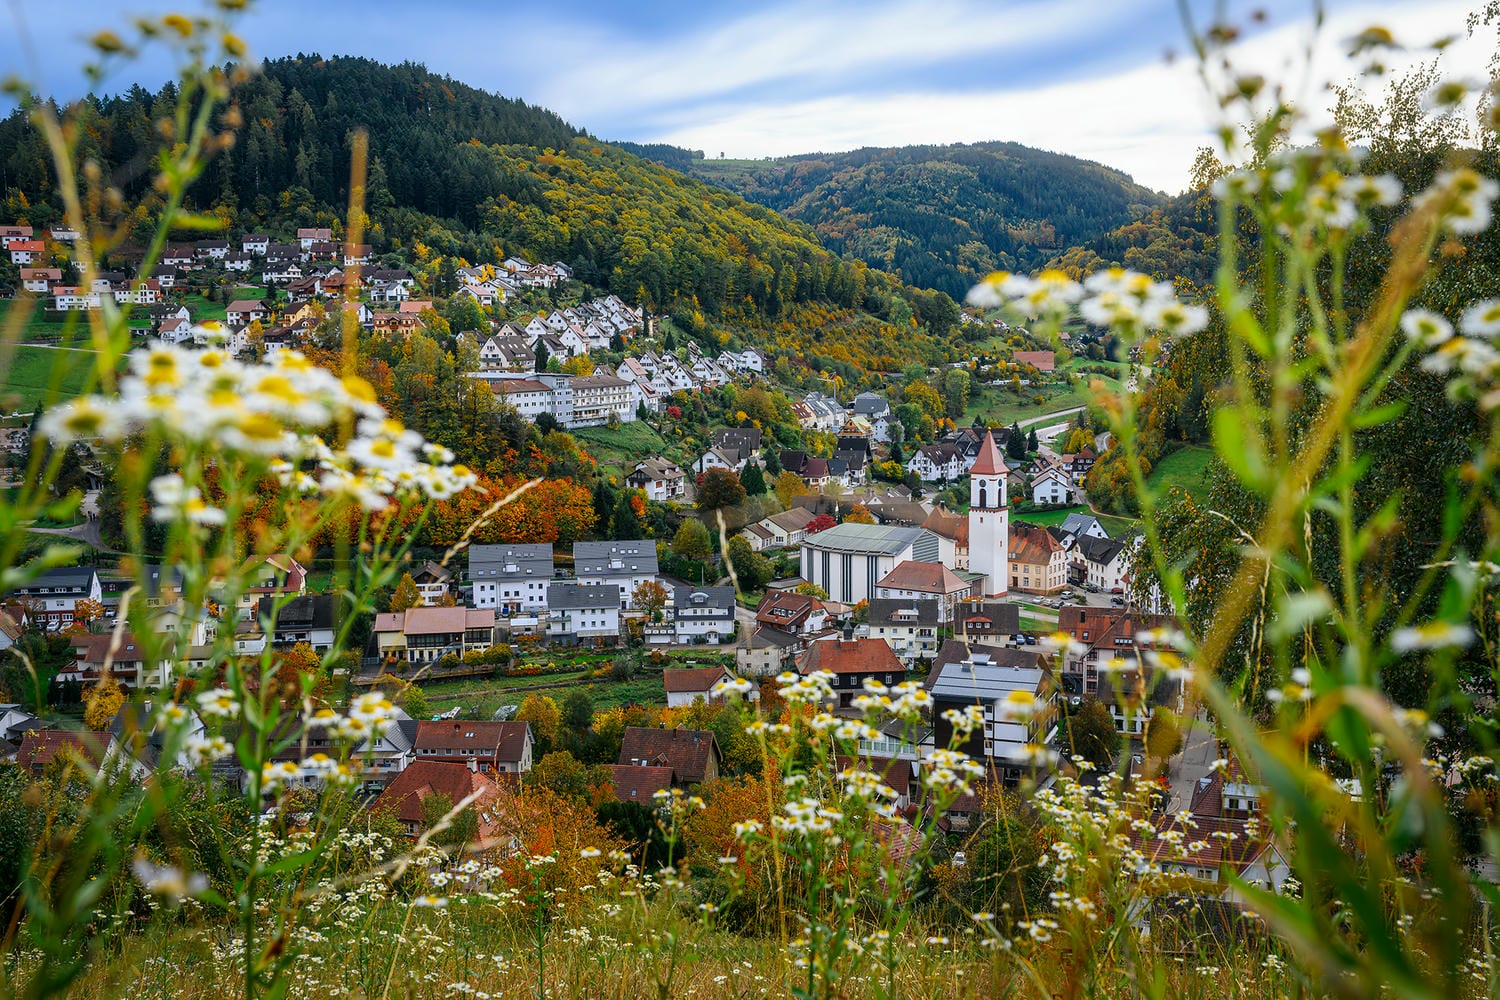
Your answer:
[967,429,1010,598]
[573,539,660,610]
[799,523,941,606]
[468,544,554,612]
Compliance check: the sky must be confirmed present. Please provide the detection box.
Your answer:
[1,0,1493,193]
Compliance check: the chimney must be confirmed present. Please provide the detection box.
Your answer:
[467,757,477,773]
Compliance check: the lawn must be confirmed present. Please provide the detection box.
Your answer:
[964,374,1120,428]
[0,299,89,345]
[415,670,666,720]
[573,421,674,479]
[0,345,102,413]
[1012,503,1136,537]
[1147,444,1215,502]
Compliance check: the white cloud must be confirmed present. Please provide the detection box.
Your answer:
[647,0,1488,193]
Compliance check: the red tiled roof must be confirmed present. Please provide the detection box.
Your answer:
[1009,523,1065,567]
[618,726,720,784]
[370,761,507,838]
[1013,350,1055,372]
[662,667,728,694]
[17,730,111,774]
[798,637,902,675]
[1055,607,1175,650]
[607,764,674,803]
[414,721,531,764]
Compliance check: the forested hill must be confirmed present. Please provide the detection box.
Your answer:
[0,56,948,327]
[621,141,1165,298]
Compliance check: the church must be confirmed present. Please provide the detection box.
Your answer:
[967,429,1010,598]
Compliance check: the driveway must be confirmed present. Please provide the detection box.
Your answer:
[1163,713,1218,812]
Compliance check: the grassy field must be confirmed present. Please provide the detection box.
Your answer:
[0,299,89,345]
[964,374,1119,427]
[416,669,666,719]
[1012,503,1135,537]
[573,421,674,480]
[0,345,101,413]
[1147,444,1214,501]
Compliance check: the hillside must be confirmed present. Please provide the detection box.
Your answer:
[0,57,953,338]
[622,141,1164,297]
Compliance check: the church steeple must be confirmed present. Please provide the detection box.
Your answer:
[968,429,1009,597]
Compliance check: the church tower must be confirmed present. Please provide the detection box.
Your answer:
[967,429,1009,597]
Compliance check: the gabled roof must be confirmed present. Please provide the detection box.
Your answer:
[371,760,508,837]
[662,666,729,694]
[765,507,816,533]
[573,539,659,576]
[17,730,112,774]
[866,598,941,628]
[607,763,674,803]
[1009,523,1065,566]
[374,607,494,636]
[468,543,554,581]
[920,508,968,546]
[413,720,532,763]
[798,637,902,675]
[547,582,622,610]
[618,726,721,784]
[876,560,970,595]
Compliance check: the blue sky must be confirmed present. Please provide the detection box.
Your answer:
[1,0,1488,192]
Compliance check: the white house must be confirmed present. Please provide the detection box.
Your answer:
[1031,467,1074,505]
[546,583,622,644]
[574,539,660,609]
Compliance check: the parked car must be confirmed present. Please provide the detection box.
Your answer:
[1110,596,1125,607]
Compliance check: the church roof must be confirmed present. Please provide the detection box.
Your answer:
[969,429,1004,477]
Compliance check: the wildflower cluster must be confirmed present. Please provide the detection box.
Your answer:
[1402,299,1500,411]
[966,267,1209,340]
[37,342,476,511]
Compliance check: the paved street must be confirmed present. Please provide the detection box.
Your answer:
[1163,712,1218,812]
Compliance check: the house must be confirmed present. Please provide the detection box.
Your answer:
[0,225,34,245]
[797,635,905,712]
[241,234,270,255]
[1031,468,1074,505]
[1073,535,1130,593]
[908,444,965,483]
[954,601,1022,644]
[737,624,804,677]
[800,523,942,606]
[1138,760,1288,890]
[1012,350,1056,373]
[626,457,687,502]
[468,543,554,613]
[925,641,1056,783]
[874,561,973,623]
[1008,523,1068,594]
[865,598,942,665]
[753,590,831,638]
[194,239,229,260]
[413,720,534,773]
[1059,448,1098,483]
[4,566,102,631]
[618,726,721,786]
[569,373,635,427]
[607,763,676,804]
[235,594,338,654]
[350,708,418,786]
[546,583,622,644]
[226,300,267,327]
[297,227,333,249]
[372,607,496,664]
[712,427,762,464]
[573,540,659,609]
[16,730,124,778]
[1060,512,1108,541]
[649,585,736,645]
[8,239,44,264]
[233,554,307,613]
[410,561,454,605]
[0,703,47,745]
[1054,607,1176,694]
[798,392,847,432]
[48,224,79,242]
[478,334,535,372]
[663,666,731,707]
[694,445,745,476]
[370,761,509,840]
[20,267,62,292]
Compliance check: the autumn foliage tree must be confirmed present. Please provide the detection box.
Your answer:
[631,579,669,617]
[389,573,424,612]
[83,676,124,731]
[696,468,746,510]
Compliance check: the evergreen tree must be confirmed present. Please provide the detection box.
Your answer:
[612,491,643,539]
[591,480,616,538]
[740,461,767,496]
[1006,424,1026,461]
[889,440,904,464]
[1026,428,1039,452]
[534,340,549,373]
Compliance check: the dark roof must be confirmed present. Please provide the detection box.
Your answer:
[573,540,659,576]
[618,726,721,784]
[256,593,336,631]
[8,566,97,595]
[607,763,674,803]
[956,601,1021,635]
[866,598,941,627]
[923,639,1043,690]
[1076,535,1127,565]
[547,582,622,610]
